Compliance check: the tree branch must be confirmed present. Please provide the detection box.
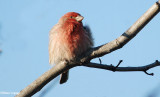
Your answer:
[15,61,71,97]
[83,60,160,76]
[15,1,160,97]
[80,0,160,62]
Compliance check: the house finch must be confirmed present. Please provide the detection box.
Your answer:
[49,12,93,84]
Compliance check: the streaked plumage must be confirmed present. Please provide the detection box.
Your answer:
[49,12,93,84]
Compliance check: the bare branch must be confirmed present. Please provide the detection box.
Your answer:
[83,60,160,75]
[80,0,160,62]
[38,77,59,97]
[15,1,160,97]
[15,61,71,97]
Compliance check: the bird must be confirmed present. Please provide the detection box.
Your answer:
[49,12,93,84]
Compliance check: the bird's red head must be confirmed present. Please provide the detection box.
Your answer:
[59,12,84,24]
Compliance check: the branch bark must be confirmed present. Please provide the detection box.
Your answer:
[15,61,70,97]
[15,1,160,97]
[80,0,160,62]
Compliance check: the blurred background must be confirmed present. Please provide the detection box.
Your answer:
[0,0,160,97]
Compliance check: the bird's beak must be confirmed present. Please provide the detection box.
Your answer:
[75,15,84,22]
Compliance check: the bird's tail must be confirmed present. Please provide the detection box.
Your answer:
[60,70,69,84]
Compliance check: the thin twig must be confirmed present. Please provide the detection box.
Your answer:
[144,71,154,76]
[112,60,123,72]
[115,60,123,68]
[98,57,102,64]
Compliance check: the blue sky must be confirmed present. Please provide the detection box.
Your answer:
[0,0,160,97]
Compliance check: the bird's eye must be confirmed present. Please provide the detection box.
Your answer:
[70,16,73,18]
